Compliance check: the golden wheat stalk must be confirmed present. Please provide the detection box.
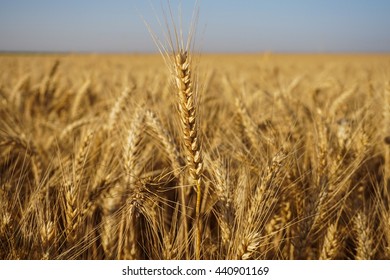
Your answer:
[106,86,134,132]
[144,109,182,177]
[319,222,340,260]
[354,211,374,260]
[71,79,91,119]
[236,232,261,260]
[40,220,55,260]
[75,129,94,185]
[64,179,79,244]
[124,108,146,187]
[174,50,203,259]
[142,0,203,259]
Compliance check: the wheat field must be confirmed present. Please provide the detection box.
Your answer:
[0,53,390,259]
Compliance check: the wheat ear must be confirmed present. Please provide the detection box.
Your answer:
[174,51,203,259]
[143,0,203,259]
[106,86,134,132]
[71,79,91,119]
[64,179,79,244]
[354,211,374,260]
[319,222,340,260]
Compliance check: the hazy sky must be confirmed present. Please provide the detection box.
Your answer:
[0,0,389,53]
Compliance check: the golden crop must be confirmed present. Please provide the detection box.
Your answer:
[0,53,389,259]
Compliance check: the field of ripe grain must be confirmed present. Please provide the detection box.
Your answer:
[1,53,390,259]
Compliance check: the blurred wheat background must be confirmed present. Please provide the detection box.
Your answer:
[1,53,390,259]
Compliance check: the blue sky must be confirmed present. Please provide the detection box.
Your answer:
[0,0,389,53]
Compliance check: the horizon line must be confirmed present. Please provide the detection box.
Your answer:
[1,50,390,55]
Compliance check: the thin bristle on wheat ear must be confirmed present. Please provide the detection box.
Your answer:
[174,50,203,259]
